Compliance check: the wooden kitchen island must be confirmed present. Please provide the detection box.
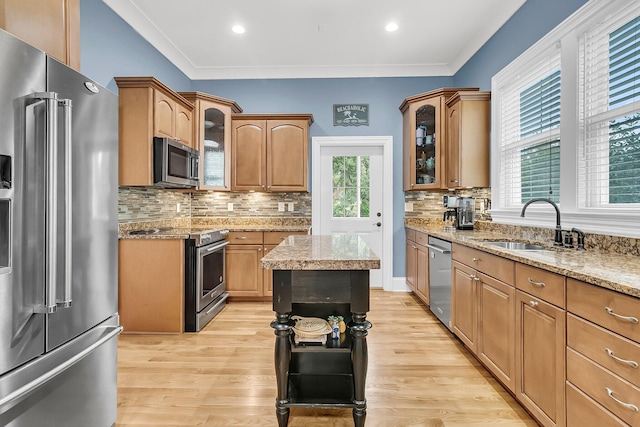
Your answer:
[261,234,380,427]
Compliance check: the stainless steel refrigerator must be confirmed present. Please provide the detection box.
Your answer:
[0,29,121,426]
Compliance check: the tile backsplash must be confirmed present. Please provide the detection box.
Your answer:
[118,187,311,223]
[404,188,492,220]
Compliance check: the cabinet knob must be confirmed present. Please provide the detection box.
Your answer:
[258,248,262,252]
[472,257,479,263]
[528,301,538,308]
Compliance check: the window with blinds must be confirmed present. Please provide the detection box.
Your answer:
[579,13,640,207]
[497,47,561,208]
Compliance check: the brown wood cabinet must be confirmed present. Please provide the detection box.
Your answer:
[231,114,313,192]
[0,0,79,70]
[115,77,195,186]
[179,92,242,191]
[118,239,184,333]
[405,229,417,292]
[404,228,429,304]
[451,260,478,353]
[399,88,479,191]
[515,289,566,427]
[477,272,516,392]
[226,230,307,300]
[566,279,640,426]
[445,91,491,189]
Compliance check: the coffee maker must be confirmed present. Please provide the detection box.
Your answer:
[443,196,475,230]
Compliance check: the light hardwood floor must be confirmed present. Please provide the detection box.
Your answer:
[116,290,537,426]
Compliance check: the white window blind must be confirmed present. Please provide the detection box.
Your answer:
[497,44,561,208]
[578,11,640,208]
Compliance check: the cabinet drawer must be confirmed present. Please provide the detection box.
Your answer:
[515,263,565,308]
[226,231,263,244]
[568,314,640,388]
[566,382,628,427]
[567,348,640,426]
[415,231,428,247]
[406,228,416,242]
[452,244,514,284]
[567,279,640,343]
[264,231,306,245]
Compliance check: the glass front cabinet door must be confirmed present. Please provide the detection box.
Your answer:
[180,92,242,190]
[400,88,477,191]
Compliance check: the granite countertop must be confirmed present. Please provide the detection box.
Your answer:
[260,234,381,271]
[118,219,310,240]
[406,224,640,299]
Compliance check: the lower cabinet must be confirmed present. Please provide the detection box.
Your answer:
[451,243,568,427]
[404,228,429,305]
[118,239,184,333]
[566,278,640,426]
[405,229,417,292]
[451,260,478,353]
[477,272,516,392]
[515,290,566,427]
[226,230,306,300]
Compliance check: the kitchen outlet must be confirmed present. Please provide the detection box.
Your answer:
[404,202,413,212]
[176,203,181,213]
[227,203,233,212]
[288,202,294,212]
[278,202,285,212]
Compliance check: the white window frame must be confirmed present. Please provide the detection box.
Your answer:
[491,0,640,238]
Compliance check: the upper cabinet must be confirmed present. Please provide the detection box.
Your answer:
[446,91,491,189]
[115,77,194,186]
[231,114,313,192]
[0,0,80,70]
[180,92,242,191]
[400,88,489,191]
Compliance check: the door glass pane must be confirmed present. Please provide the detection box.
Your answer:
[203,108,225,186]
[332,156,370,217]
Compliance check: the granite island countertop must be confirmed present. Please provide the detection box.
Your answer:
[261,234,381,271]
[406,223,640,299]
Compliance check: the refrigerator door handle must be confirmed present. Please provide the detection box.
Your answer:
[31,92,59,314]
[58,98,72,308]
[0,325,123,411]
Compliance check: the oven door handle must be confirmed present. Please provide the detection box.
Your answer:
[203,241,229,253]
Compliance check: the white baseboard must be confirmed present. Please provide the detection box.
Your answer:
[389,277,411,292]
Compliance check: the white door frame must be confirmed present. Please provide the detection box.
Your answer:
[312,135,393,291]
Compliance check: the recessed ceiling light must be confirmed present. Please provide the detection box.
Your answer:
[385,22,398,32]
[232,25,245,34]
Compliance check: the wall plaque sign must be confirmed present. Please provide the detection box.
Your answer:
[333,104,369,126]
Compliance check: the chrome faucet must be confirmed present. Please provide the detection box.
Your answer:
[520,198,564,246]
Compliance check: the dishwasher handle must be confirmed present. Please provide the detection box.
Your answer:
[426,244,451,254]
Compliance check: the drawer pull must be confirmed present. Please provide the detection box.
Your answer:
[528,301,538,308]
[606,387,639,412]
[605,348,639,368]
[527,277,546,287]
[472,257,479,263]
[605,307,639,324]
[236,236,248,240]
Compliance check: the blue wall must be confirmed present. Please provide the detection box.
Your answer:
[81,0,588,278]
[454,0,589,89]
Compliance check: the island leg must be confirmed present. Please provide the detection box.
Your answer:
[271,312,293,427]
[350,312,372,427]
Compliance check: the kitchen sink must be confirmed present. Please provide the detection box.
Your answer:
[483,241,548,251]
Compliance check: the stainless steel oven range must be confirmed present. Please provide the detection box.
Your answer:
[184,229,229,332]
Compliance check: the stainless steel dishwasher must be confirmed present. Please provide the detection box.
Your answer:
[427,236,452,330]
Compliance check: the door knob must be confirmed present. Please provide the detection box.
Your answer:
[374,222,381,227]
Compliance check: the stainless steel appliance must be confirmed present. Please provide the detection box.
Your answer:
[456,197,475,230]
[0,29,121,426]
[153,136,199,188]
[184,229,229,332]
[442,196,475,230]
[427,237,452,330]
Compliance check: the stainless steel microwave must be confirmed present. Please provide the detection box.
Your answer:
[153,137,199,188]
